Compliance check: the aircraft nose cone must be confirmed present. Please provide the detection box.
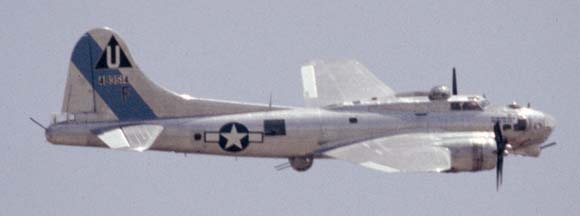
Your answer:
[545,114,556,131]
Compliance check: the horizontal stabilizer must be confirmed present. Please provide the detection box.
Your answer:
[97,124,164,151]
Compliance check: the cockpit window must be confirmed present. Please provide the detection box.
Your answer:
[462,101,482,111]
[450,101,483,111]
[514,119,528,131]
[479,98,490,108]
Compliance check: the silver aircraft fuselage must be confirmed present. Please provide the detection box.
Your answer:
[47,95,555,160]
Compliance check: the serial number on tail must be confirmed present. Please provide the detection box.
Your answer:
[98,75,129,86]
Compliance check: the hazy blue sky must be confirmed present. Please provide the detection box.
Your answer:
[1,1,579,215]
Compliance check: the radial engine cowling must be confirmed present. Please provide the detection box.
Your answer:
[445,137,497,172]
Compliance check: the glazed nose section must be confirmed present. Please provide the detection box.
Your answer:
[544,114,556,132]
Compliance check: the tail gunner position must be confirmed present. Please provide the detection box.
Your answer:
[40,28,556,189]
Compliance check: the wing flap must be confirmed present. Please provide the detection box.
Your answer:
[97,124,164,151]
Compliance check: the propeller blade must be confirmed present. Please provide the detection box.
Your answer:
[452,68,458,95]
[496,156,503,191]
[493,121,506,191]
[494,121,504,144]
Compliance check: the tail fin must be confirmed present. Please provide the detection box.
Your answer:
[62,27,274,122]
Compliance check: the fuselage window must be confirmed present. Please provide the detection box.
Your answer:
[502,124,512,130]
[264,119,286,136]
[451,102,461,111]
[194,133,202,141]
[514,119,528,131]
[349,117,358,124]
[451,102,482,111]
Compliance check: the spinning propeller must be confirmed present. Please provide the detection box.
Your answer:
[493,121,508,190]
[453,68,506,190]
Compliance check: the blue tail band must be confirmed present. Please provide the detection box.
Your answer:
[70,34,157,121]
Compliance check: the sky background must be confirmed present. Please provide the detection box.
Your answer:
[1,1,579,215]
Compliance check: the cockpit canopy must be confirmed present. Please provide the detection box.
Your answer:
[450,95,489,111]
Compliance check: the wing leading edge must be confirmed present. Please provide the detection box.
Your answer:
[323,132,495,173]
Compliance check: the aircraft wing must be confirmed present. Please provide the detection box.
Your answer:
[300,59,395,107]
[322,132,493,173]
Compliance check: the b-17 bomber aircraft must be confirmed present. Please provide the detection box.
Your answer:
[38,28,557,190]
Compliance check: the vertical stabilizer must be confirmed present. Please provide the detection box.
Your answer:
[61,27,278,122]
[62,27,156,121]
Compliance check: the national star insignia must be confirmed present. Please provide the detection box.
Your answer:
[221,124,248,149]
[204,122,264,153]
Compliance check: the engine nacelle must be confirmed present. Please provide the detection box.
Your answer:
[445,137,497,172]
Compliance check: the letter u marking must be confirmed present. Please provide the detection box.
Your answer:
[106,45,121,68]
